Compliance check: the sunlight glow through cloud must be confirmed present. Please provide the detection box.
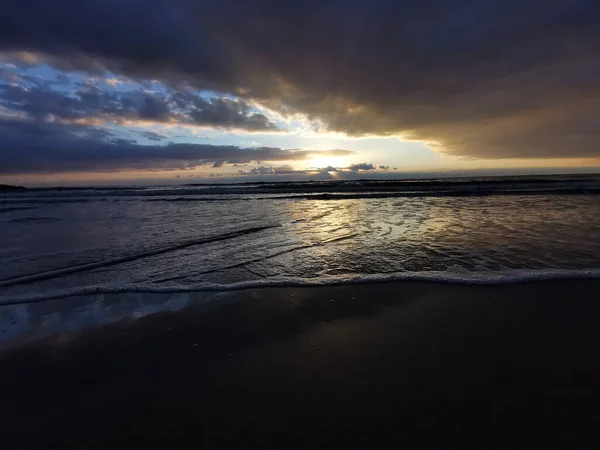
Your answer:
[1,0,600,186]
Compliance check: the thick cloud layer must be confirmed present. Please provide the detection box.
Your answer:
[1,0,600,159]
[0,1,228,87]
[0,79,276,130]
[0,118,354,173]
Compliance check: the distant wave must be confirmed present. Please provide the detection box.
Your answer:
[144,197,240,202]
[6,187,600,206]
[145,187,600,202]
[9,217,60,224]
[0,206,38,213]
[3,176,600,204]
[3,268,600,306]
[265,187,600,200]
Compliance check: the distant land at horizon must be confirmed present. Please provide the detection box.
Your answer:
[0,184,26,192]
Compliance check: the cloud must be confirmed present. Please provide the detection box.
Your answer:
[236,163,385,178]
[1,1,600,158]
[348,163,375,172]
[321,166,338,173]
[0,79,277,130]
[238,166,274,176]
[233,163,390,180]
[141,131,168,141]
[239,140,262,147]
[272,165,298,175]
[0,117,354,173]
[0,1,228,86]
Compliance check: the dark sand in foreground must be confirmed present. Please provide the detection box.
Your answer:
[1,280,599,448]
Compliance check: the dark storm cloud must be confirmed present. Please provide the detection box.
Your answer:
[0,0,228,87]
[1,1,600,158]
[0,81,277,130]
[0,118,354,173]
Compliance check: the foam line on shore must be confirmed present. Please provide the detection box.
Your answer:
[3,268,600,306]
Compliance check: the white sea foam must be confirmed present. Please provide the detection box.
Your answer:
[3,268,600,306]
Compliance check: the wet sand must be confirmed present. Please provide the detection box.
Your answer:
[1,280,599,448]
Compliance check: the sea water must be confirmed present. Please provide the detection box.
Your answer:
[3,175,600,305]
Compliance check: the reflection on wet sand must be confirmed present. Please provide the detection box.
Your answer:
[0,291,231,348]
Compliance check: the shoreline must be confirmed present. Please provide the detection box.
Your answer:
[1,280,600,447]
[4,266,600,306]
[4,276,600,348]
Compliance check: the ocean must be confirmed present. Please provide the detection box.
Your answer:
[2,174,600,342]
[3,174,600,447]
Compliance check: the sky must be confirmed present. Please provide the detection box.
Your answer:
[0,0,599,186]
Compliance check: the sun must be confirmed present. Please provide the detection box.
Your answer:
[308,155,347,169]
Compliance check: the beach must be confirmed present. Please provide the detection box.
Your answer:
[2,0,600,446]
[1,280,599,448]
